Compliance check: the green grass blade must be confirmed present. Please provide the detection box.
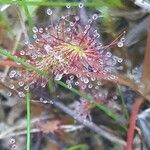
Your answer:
[19,0,33,31]
[67,144,88,150]
[26,92,31,150]
[117,85,129,120]
[0,0,123,8]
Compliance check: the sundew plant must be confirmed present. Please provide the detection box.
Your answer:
[0,1,150,150]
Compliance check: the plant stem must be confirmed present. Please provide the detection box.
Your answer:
[26,92,31,150]
[125,97,144,150]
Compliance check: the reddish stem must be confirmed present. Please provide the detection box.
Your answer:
[0,60,21,67]
[125,98,144,150]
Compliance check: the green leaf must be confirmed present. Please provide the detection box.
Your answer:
[67,144,88,150]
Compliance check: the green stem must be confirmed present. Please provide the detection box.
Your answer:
[26,92,31,150]
[0,0,121,8]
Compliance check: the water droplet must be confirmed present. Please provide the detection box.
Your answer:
[11,144,16,150]
[49,100,54,104]
[7,92,12,97]
[9,70,16,78]
[69,75,74,80]
[70,22,74,26]
[75,81,79,85]
[9,84,14,89]
[39,28,43,33]
[106,52,112,57]
[10,138,15,144]
[97,81,102,85]
[78,3,83,8]
[95,86,99,90]
[66,3,71,8]
[81,85,86,89]
[33,34,37,39]
[43,100,48,103]
[47,8,52,15]
[117,42,123,47]
[24,85,29,91]
[41,82,46,88]
[88,19,92,24]
[18,81,24,87]
[92,14,98,20]
[18,92,25,98]
[20,50,25,55]
[83,77,89,84]
[120,37,125,42]
[91,77,96,81]
[10,70,16,75]
[113,96,118,100]
[55,73,63,81]
[32,26,38,33]
[88,84,93,89]
[67,84,72,89]
[117,58,123,63]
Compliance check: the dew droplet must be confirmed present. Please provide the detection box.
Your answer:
[95,86,99,90]
[81,85,86,89]
[91,77,96,81]
[24,85,29,91]
[39,28,43,33]
[88,84,93,89]
[106,52,112,57]
[10,138,15,144]
[55,73,63,81]
[120,37,125,42]
[32,26,38,33]
[9,84,14,89]
[7,92,12,97]
[43,100,48,104]
[18,81,24,87]
[49,100,54,104]
[117,42,123,47]
[69,75,74,80]
[75,81,79,85]
[78,3,83,8]
[20,50,25,55]
[83,77,89,84]
[11,144,16,150]
[33,34,37,39]
[117,58,123,63]
[67,84,72,89]
[92,14,98,20]
[47,8,52,15]
[70,22,74,26]
[66,3,71,8]
[18,92,25,98]
[9,70,16,78]
[41,82,46,88]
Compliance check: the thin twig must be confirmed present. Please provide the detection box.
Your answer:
[39,93,126,147]
[125,97,144,150]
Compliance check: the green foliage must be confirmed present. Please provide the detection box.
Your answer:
[67,144,88,150]
[26,92,31,150]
